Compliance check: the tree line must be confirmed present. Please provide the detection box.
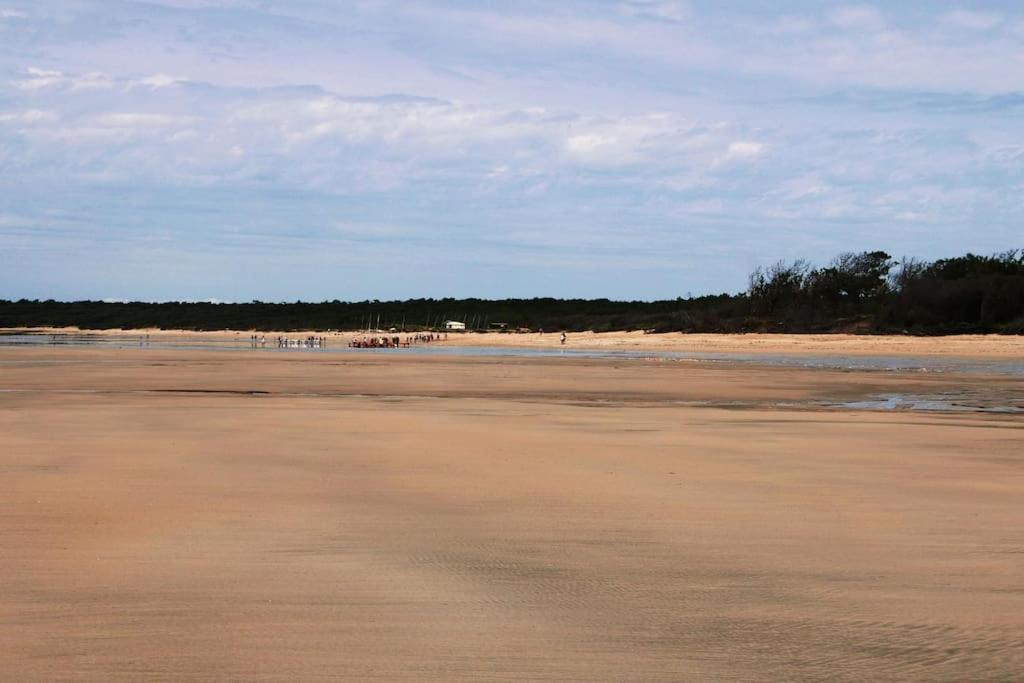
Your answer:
[746,249,1023,333]
[1,249,1021,334]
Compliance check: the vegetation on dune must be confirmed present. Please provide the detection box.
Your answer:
[2,250,1022,334]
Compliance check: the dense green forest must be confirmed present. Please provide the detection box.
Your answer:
[2,250,1022,334]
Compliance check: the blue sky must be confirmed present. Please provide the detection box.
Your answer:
[1,1,1022,301]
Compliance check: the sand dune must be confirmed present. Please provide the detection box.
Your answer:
[1,347,1022,680]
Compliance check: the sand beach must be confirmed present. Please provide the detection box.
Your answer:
[0,340,1021,680]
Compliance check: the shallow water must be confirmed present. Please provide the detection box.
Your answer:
[830,393,1022,414]
[2,334,1022,415]
[2,332,1022,377]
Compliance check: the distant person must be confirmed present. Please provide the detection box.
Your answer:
[560,332,566,345]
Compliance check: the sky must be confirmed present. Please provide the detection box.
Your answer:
[1,1,1022,302]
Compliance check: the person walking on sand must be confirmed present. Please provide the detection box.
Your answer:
[560,331,567,345]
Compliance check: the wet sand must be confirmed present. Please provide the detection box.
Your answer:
[7,327,1024,358]
[1,347,1022,680]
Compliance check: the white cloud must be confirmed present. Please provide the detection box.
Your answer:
[14,68,114,91]
[14,68,176,93]
[0,70,767,195]
[723,141,764,161]
[562,115,720,167]
[94,113,192,128]
[135,74,187,89]
[563,122,649,166]
[14,67,64,90]
[0,109,58,124]
[620,1,691,23]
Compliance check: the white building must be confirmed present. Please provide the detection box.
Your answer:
[444,320,466,331]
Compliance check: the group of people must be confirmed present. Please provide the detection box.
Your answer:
[349,332,446,349]
[274,336,326,348]
[350,335,404,348]
[243,330,457,350]
[245,329,563,351]
[249,334,328,349]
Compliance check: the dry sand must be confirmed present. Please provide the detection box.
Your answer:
[447,330,1024,358]
[1,346,1022,680]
